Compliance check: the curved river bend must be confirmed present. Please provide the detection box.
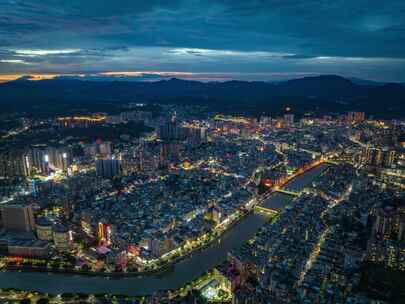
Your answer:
[0,164,328,295]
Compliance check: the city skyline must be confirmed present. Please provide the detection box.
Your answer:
[0,1,404,303]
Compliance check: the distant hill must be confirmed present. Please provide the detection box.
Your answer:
[275,75,360,98]
[1,75,405,118]
[348,77,386,86]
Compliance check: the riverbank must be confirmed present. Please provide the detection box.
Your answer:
[0,213,270,296]
[0,164,329,296]
[2,211,250,278]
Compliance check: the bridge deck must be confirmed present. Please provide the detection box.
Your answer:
[274,189,300,196]
[254,206,279,216]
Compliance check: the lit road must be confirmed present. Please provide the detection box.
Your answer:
[0,161,331,296]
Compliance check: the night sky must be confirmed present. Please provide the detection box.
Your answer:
[1,0,405,82]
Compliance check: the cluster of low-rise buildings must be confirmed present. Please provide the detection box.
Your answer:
[1,106,405,303]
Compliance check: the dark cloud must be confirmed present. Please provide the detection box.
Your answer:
[0,0,405,81]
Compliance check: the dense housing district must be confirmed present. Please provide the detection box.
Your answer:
[0,104,404,303]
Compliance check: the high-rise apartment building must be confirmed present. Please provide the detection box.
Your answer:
[284,114,295,128]
[158,120,185,141]
[96,157,122,178]
[363,146,397,168]
[0,149,30,178]
[347,112,365,124]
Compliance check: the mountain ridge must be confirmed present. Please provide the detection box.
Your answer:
[1,75,405,118]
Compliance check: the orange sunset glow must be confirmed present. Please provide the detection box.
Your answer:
[0,74,62,83]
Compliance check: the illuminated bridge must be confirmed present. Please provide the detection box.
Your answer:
[274,189,300,196]
[254,206,279,217]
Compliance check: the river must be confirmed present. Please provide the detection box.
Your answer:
[0,164,329,296]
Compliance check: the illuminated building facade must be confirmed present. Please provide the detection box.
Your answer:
[56,113,106,128]
[27,145,72,174]
[30,145,50,175]
[363,146,397,168]
[53,224,71,251]
[35,217,53,241]
[98,222,112,245]
[346,112,365,124]
[367,203,405,271]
